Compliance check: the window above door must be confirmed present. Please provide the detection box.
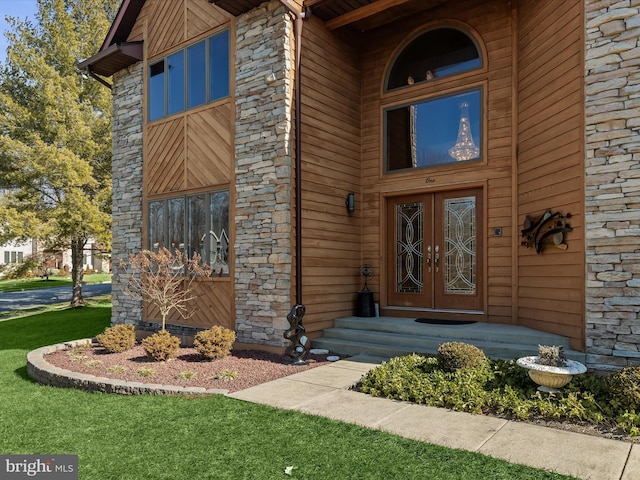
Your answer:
[385,87,482,172]
[383,26,485,174]
[385,27,482,92]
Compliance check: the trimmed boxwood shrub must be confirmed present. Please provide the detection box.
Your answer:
[96,324,136,353]
[141,330,180,361]
[194,326,236,361]
[436,342,487,373]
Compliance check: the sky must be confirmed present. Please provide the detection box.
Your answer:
[0,0,39,62]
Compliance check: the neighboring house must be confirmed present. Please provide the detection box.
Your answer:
[0,238,36,269]
[81,0,640,370]
[0,238,108,274]
[60,242,110,274]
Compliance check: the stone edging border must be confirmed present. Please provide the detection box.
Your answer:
[27,338,229,396]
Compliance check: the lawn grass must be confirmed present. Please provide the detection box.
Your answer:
[0,307,575,479]
[0,273,111,292]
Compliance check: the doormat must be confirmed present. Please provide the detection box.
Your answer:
[415,318,476,325]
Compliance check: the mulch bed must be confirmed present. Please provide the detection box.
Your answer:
[45,344,342,393]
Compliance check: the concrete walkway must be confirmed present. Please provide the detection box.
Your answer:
[229,354,640,480]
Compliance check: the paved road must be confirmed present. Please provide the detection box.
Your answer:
[0,283,112,312]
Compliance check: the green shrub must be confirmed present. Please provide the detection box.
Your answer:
[96,324,136,353]
[609,366,640,411]
[141,330,180,361]
[436,342,487,373]
[358,355,629,433]
[2,254,40,279]
[193,326,236,361]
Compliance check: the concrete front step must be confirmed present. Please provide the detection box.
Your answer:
[312,316,586,363]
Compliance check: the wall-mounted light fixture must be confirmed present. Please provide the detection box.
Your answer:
[345,192,355,213]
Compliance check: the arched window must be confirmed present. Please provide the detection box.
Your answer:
[386,28,481,91]
[384,27,483,172]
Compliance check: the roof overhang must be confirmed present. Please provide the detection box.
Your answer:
[77,0,146,79]
[211,0,449,31]
[78,41,143,77]
[79,0,450,80]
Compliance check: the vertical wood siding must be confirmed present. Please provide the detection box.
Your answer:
[517,0,584,349]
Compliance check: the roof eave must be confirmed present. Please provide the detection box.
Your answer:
[78,41,144,77]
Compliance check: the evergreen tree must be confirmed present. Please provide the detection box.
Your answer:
[0,0,119,306]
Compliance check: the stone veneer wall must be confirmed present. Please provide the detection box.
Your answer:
[111,63,144,326]
[233,2,294,346]
[585,0,640,370]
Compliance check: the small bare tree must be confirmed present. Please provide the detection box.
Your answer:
[119,248,212,331]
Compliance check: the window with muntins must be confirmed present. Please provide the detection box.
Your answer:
[148,190,230,275]
[384,28,483,172]
[148,29,230,122]
[3,251,23,264]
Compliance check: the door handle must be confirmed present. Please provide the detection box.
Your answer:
[426,245,432,272]
[434,245,440,273]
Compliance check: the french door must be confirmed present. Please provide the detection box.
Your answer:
[387,188,483,311]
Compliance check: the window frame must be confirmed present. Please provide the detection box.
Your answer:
[383,86,484,174]
[147,189,230,276]
[384,25,484,94]
[381,24,487,176]
[147,29,230,123]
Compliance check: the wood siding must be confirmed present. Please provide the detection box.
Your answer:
[145,279,234,330]
[128,0,586,347]
[517,0,585,349]
[130,0,235,331]
[298,18,362,337]
[359,0,515,324]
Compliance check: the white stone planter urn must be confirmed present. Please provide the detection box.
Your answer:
[516,356,587,393]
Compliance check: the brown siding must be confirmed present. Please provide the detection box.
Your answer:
[186,105,233,188]
[148,0,185,57]
[147,118,186,195]
[187,0,231,39]
[517,0,584,349]
[360,0,515,324]
[299,18,362,337]
[138,0,235,331]
[146,279,234,331]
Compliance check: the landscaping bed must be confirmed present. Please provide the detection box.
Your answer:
[45,342,341,393]
[356,353,640,444]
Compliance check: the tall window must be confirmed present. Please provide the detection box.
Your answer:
[3,251,23,264]
[148,190,230,275]
[148,29,230,122]
[384,27,483,172]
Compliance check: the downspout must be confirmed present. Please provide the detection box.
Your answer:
[280,0,311,364]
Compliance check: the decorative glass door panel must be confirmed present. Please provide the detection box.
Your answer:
[443,196,476,295]
[396,202,424,293]
[387,189,483,311]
